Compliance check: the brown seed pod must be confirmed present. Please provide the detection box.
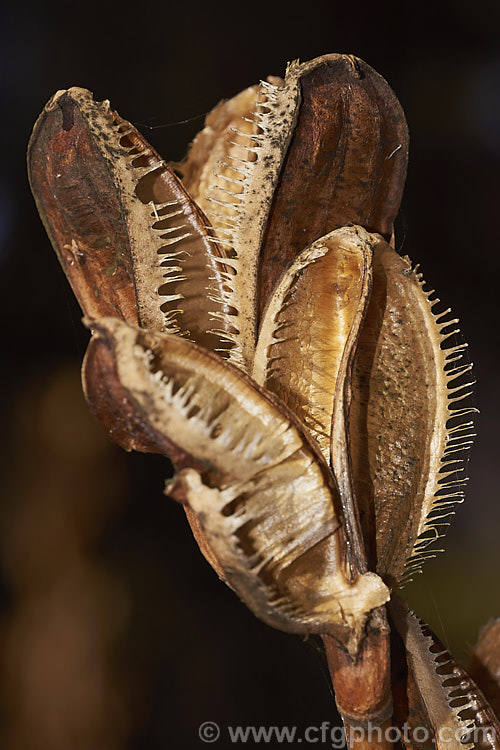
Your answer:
[83,317,389,648]
[28,53,488,746]
[390,599,500,750]
[26,59,412,592]
[251,223,475,589]
[27,87,233,351]
[349,243,475,585]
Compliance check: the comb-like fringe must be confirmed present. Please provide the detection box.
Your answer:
[112,116,192,335]
[398,608,477,749]
[421,622,476,747]
[418,616,500,749]
[201,78,301,372]
[447,664,500,749]
[400,269,477,586]
[89,99,228,340]
[168,461,386,640]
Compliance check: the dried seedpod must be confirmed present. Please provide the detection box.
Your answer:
[83,316,389,649]
[252,224,474,590]
[349,243,476,586]
[27,55,410,602]
[28,86,233,351]
[390,598,500,750]
[28,52,496,749]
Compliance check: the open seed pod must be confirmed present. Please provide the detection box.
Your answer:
[27,86,233,351]
[82,316,389,649]
[28,51,473,614]
[390,598,500,750]
[180,53,409,370]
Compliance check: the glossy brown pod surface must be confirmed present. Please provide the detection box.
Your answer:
[28,87,232,351]
[28,89,140,324]
[256,54,408,316]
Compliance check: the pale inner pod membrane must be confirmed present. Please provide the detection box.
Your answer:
[349,241,475,586]
[180,84,262,212]
[181,78,301,371]
[179,84,266,365]
[253,226,374,573]
[253,226,373,464]
[88,318,389,643]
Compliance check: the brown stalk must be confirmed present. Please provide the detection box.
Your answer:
[324,608,398,750]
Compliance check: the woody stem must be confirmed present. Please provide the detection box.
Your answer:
[323,607,401,750]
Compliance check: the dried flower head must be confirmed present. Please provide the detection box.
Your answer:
[28,54,497,748]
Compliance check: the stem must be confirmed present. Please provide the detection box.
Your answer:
[323,608,402,750]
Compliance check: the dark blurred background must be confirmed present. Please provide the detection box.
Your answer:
[1,1,499,747]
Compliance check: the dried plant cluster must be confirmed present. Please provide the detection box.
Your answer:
[28,54,499,748]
